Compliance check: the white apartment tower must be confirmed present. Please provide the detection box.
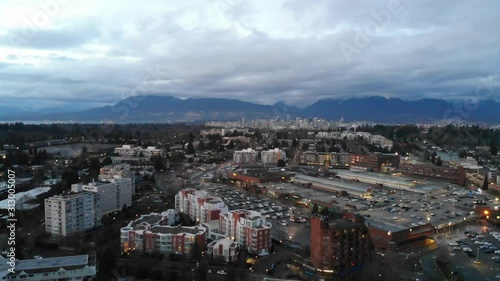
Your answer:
[73,178,133,215]
[260,148,286,165]
[44,192,100,236]
[233,148,259,164]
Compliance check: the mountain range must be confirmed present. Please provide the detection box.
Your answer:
[1,95,499,124]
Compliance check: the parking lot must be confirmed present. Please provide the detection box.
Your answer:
[203,184,311,246]
[437,224,500,280]
[357,189,486,231]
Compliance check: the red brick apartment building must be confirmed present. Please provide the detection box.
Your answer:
[399,163,466,186]
[310,215,373,274]
[350,153,400,172]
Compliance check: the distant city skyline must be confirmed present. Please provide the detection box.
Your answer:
[0,0,499,110]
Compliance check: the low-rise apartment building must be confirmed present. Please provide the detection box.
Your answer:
[0,255,96,281]
[219,209,272,256]
[233,148,259,164]
[261,148,286,165]
[120,213,206,257]
[207,239,239,262]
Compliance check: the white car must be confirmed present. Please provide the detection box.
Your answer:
[449,242,458,246]
[495,250,500,254]
[475,241,484,245]
[34,256,42,259]
[217,270,227,275]
[392,216,399,220]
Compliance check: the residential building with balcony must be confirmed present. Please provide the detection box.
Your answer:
[120,213,206,257]
[72,177,133,215]
[44,192,100,237]
[261,148,286,165]
[175,189,228,223]
[310,215,373,274]
[233,148,259,164]
[219,209,272,256]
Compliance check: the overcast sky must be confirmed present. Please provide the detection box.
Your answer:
[1,0,499,111]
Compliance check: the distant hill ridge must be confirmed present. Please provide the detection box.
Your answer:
[1,95,499,124]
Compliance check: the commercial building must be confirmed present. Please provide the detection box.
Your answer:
[114,145,165,158]
[206,239,239,262]
[72,177,133,215]
[0,255,96,281]
[261,148,286,165]
[175,189,228,223]
[350,153,400,172]
[399,163,466,186]
[299,152,351,167]
[44,191,100,236]
[120,213,206,256]
[310,215,373,274]
[228,170,291,186]
[233,148,259,164]
[219,209,272,256]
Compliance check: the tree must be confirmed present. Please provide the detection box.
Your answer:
[186,141,195,154]
[190,239,202,261]
[153,156,164,171]
[98,246,117,276]
[459,150,467,158]
[436,157,443,166]
[431,152,437,164]
[89,158,102,176]
[277,159,286,167]
[197,141,206,151]
[102,156,113,166]
[319,207,330,218]
[491,135,498,155]
[482,175,489,190]
[311,204,319,215]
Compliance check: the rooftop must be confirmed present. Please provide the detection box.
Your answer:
[149,225,205,235]
[0,255,91,276]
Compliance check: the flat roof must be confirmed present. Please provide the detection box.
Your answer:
[130,214,164,228]
[149,225,204,235]
[0,255,89,272]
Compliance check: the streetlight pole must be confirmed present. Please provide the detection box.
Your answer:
[476,248,480,263]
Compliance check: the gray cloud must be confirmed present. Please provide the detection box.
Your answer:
[0,0,499,111]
